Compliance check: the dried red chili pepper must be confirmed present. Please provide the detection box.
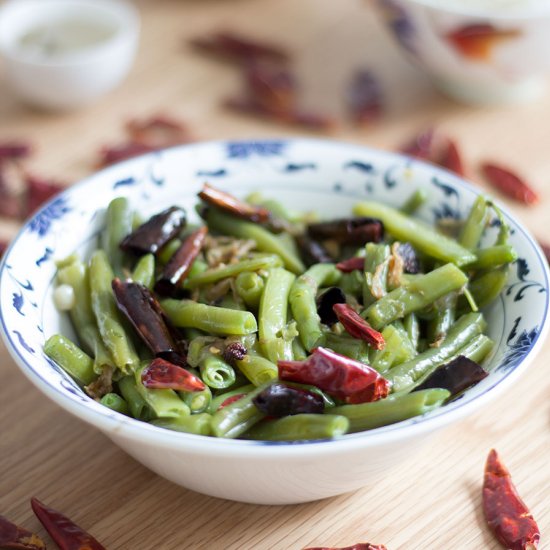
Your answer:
[218,393,247,410]
[198,183,270,223]
[0,514,46,549]
[253,383,325,416]
[307,217,384,245]
[306,544,387,550]
[155,226,208,295]
[347,69,383,125]
[98,141,155,168]
[482,449,540,550]
[446,24,521,61]
[333,303,386,350]
[191,31,289,63]
[336,256,365,273]
[481,162,539,205]
[316,287,346,326]
[437,139,465,177]
[24,174,65,217]
[278,347,390,404]
[399,127,435,161]
[0,141,33,160]
[126,115,191,148]
[120,206,187,255]
[112,278,185,364]
[141,357,205,391]
[31,497,106,550]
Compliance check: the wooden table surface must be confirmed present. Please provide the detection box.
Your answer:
[1,0,549,548]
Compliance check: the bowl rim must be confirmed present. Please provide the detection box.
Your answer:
[1,137,548,457]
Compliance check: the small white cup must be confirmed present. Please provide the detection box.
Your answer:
[0,0,140,110]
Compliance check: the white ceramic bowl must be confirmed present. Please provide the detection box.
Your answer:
[0,139,548,504]
[373,0,550,104]
[0,0,139,110]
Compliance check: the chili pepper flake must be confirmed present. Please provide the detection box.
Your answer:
[482,449,540,550]
[333,303,386,350]
[0,514,46,549]
[481,162,539,205]
[305,543,387,550]
[142,358,205,391]
[278,347,390,404]
[31,497,107,550]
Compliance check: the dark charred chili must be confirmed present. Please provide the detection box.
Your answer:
[223,341,248,365]
[191,31,289,63]
[307,217,383,245]
[155,226,208,295]
[336,256,365,273]
[347,69,383,125]
[413,355,488,396]
[481,162,539,205]
[120,206,187,255]
[31,497,106,550]
[316,287,347,325]
[112,278,184,363]
[295,235,333,266]
[0,142,33,160]
[253,383,324,416]
[306,544,387,550]
[333,303,385,350]
[278,347,390,404]
[0,514,46,549]
[141,357,205,391]
[198,183,270,223]
[483,449,540,550]
[397,243,420,274]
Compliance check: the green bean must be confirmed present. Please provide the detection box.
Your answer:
[44,334,96,386]
[211,383,270,438]
[321,332,370,363]
[400,189,428,215]
[200,352,236,389]
[207,384,255,414]
[370,324,416,373]
[236,354,278,386]
[243,414,349,441]
[118,375,150,420]
[290,264,341,351]
[158,237,181,264]
[459,195,489,250]
[161,299,257,335]
[259,268,296,362]
[465,245,518,271]
[340,270,364,299]
[185,336,215,368]
[465,266,509,310]
[131,253,155,288]
[179,384,212,414]
[246,192,294,222]
[363,263,468,329]
[490,202,510,246]
[235,271,265,310]
[291,336,308,361]
[403,313,420,350]
[284,382,336,408]
[89,250,140,374]
[330,389,450,432]
[57,260,114,374]
[100,393,129,415]
[101,197,133,277]
[135,365,190,418]
[363,243,390,306]
[55,253,79,269]
[150,413,212,435]
[451,333,494,364]
[386,312,486,393]
[205,207,305,274]
[185,255,281,289]
[353,201,476,266]
[426,292,458,345]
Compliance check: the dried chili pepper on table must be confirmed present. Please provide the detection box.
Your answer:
[481,162,540,205]
[141,357,205,391]
[399,127,435,160]
[333,303,386,350]
[482,449,540,550]
[98,141,155,168]
[278,347,389,404]
[437,139,465,177]
[0,514,46,549]
[537,239,550,265]
[31,497,106,550]
[446,24,521,61]
[0,141,33,160]
[23,174,66,217]
[125,115,191,149]
[346,69,383,125]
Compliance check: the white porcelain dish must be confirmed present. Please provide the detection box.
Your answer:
[0,139,548,504]
[0,0,139,110]
[373,0,550,105]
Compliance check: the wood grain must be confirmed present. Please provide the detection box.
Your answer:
[1,0,549,548]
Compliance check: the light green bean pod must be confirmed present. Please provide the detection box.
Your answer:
[44,334,96,386]
[101,196,133,277]
[236,354,278,386]
[131,253,155,288]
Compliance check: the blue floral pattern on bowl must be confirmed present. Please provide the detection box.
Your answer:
[0,138,548,445]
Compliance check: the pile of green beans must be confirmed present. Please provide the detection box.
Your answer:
[44,189,514,441]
